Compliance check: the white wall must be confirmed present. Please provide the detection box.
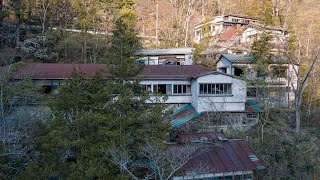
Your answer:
[192,74,246,113]
[141,80,192,104]
[216,58,232,74]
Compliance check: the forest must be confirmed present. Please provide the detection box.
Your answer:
[1,0,320,179]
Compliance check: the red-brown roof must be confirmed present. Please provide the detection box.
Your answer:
[219,26,239,41]
[175,132,265,175]
[138,65,211,80]
[13,63,110,79]
[13,63,211,80]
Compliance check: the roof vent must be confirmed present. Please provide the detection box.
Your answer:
[200,136,209,142]
[249,154,259,161]
[217,136,228,142]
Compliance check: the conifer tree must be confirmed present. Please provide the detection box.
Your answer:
[24,70,168,178]
[105,3,142,79]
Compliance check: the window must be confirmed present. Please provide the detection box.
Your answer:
[219,68,227,73]
[153,84,166,94]
[142,85,152,92]
[272,66,287,78]
[173,84,191,94]
[232,18,239,23]
[199,84,232,95]
[153,84,172,95]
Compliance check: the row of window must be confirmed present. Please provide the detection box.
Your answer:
[199,84,232,95]
[142,84,233,95]
[142,84,191,95]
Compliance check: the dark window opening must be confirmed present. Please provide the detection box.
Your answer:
[153,84,167,94]
[272,66,287,78]
[43,86,52,94]
[234,67,244,76]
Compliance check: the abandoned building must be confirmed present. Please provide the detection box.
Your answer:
[193,14,259,44]
[217,54,298,107]
[134,48,194,65]
[12,63,263,129]
[171,131,265,180]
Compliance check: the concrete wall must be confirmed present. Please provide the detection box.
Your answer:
[192,74,246,113]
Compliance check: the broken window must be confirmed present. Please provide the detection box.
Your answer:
[234,66,244,76]
[199,84,232,95]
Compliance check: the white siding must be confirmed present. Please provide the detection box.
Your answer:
[192,74,246,113]
[216,58,232,74]
[141,80,192,104]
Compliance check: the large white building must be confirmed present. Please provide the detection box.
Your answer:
[13,63,261,129]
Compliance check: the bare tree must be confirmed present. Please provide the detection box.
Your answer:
[287,43,320,133]
[107,142,203,180]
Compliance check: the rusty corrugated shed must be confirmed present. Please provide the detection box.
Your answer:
[174,132,265,175]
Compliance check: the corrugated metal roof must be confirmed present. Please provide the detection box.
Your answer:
[135,48,195,56]
[138,65,211,80]
[13,63,211,80]
[246,99,265,112]
[221,54,255,63]
[174,132,265,175]
[221,54,291,64]
[169,104,203,127]
[13,63,110,80]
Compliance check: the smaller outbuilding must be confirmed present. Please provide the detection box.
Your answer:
[172,131,265,180]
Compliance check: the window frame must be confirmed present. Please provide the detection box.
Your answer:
[173,84,191,95]
[199,83,232,96]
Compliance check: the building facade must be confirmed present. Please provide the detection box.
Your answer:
[13,63,261,128]
[193,15,259,44]
[135,48,194,65]
[217,54,298,107]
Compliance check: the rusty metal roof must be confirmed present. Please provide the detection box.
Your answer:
[13,63,211,80]
[138,65,211,80]
[174,132,265,175]
[13,63,110,80]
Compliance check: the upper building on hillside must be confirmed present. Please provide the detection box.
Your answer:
[135,48,194,65]
[193,15,259,44]
[194,15,290,63]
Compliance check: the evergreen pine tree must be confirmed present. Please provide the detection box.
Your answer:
[105,4,142,79]
[24,70,168,178]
